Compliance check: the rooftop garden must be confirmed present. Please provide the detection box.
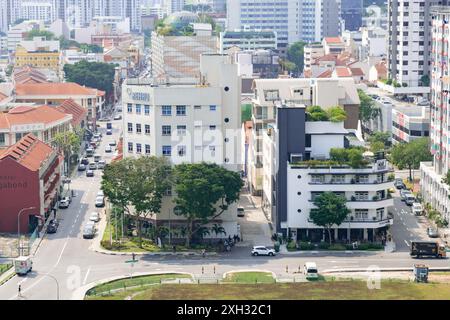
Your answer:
[306,105,347,122]
[291,147,371,169]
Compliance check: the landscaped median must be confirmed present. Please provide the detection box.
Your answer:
[0,263,14,286]
[286,241,384,252]
[83,271,450,300]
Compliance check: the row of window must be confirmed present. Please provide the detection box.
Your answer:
[127,123,217,135]
[126,104,218,116]
[127,143,217,157]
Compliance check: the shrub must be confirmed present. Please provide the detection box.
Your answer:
[327,106,347,122]
[357,243,370,250]
[368,243,384,250]
[287,241,297,250]
[318,242,330,250]
[299,242,314,250]
[386,78,393,85]
[388,173,395,181]
[329,244,346,250]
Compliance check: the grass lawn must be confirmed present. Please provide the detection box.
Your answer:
[224,272,275,284]
[0,263,12,276]
[132,280,450,300]
[86,273,192,297]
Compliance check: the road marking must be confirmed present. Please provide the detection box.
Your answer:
[83,267,91,285]
[404,240,410,247]
[54,241,68,268]
[18,278,28,285]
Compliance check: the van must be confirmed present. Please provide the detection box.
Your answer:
[304,262,318,279]
[405,194,416,206]
[94,154,101,162]
[412,203,423,216]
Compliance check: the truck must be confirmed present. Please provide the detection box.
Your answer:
[14,256,33,275]
[410,241,446,259]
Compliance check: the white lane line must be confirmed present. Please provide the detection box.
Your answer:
[54,241,68,267]
[404,240,410,247]
[83,267,91,285]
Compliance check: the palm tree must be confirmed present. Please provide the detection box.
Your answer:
[196,226,210,239]
[211,224,226,238]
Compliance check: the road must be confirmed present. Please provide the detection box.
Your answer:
[0,123,449,299]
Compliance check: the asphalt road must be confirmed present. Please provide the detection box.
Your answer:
[0,120,449,300]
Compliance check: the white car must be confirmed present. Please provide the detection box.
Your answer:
[95,196,105,208]
[304,262,319,279]
[58,199,70,209]
[89,212,100,222]
[412,202,423,216]
[251,246,276,256]
[97,190,104,198]
[105,145,112,153]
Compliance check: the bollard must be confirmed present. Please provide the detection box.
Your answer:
[298,265,301,273]
[213,266,216,274]
[202,266,204,274]
[286,265,289,273]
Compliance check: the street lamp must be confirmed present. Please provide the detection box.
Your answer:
[43,274,60,300]
[17,207,36,256]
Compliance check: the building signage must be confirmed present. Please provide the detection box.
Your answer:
[0,175,28,190]
[127,88,150,102]
[11,123,45,133]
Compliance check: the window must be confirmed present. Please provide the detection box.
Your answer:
[311,175,325,184]
[194,105,201,110]
[145,144,151,154]
[127,104,132,113]
[209,125,216,130]
[355,209,369,220]
[127,123,133,133]
[145,124,150,135]
[128,142,133,152]
[376,208,385,220]
[355,174,369,183]
[162,145,171,156]
[0,133,5,146]
[144,105,150,115]
[136,104,141,114]
[209,105,216,111]
[162,125,171,136]
[162,105,171,116]
[136,143,142,153]
[305,134,311,148]
[165,187,172,196]
[209,145,216,156]
[331,175,345,184]
[177,125,186,135]
[176,105,186,116]
[354,192,369,201]
[311,192,324,201]
[177,145,186,156]
[136,123,142,134]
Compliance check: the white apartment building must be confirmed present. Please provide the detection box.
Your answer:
[421,5,450,224]
[304,44,325,72]
[122,54,242,237]
[359,27,387,62]
[219,30,277,53]
[262,105,394,240]
[248,78,361,195]
[7,21,43,52]
[363,5,388,29]
[165,0,185,14]
[387,0,441,92]
[0,0,21,33]
[62,49,104,64]
[20,0,56,23]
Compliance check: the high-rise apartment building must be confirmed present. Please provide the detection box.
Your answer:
[387,0,443,92]
[165,0,186,14]
[341,0,363,32]
[421,4,450,223]
[0,0,20,33]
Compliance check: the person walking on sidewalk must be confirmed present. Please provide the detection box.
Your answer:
[202,249,206,258]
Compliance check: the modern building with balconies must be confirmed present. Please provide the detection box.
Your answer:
[262,104,394,242]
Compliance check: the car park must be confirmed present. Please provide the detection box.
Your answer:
[95,196,105,208]
[58,198,70,209]
[83,224,96,239]
[78,163,86,171]
[89,211,101,222]
[86,169,94,177]
[237,207,245,217]
[97,160,106,169]
[46,219,59,234]
[251,246,275,256]
[427,227,439,238]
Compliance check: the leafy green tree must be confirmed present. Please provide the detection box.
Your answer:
[311,192,350,245]
[79,44,103,53]
[306,105,329,121]
[241,104,252,122]
[287,41,307,73]
[370,141,385,153]
[441,170,450,186]
[327,106,347,122]
[211,223,227,238]
[390,138,432,181]
[368,132,391,146]
[52,131,81,175]
[63,60,116,101]
[25,30,56,40]
[173,163,243,247]
[279,59,296,72]
[358,89,380,136]
[101,157,172,247]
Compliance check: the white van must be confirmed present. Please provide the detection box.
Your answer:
[304,262,318,279]
[412,203,423,216]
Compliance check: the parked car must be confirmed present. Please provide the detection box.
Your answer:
[58,198,70,209]
[89,162,97,170]
[46,219,59,234]
[109,140,116,146]
[427,227,439,238]
[97,190,104,197]
[78,163,86,171]
[237,207,245,217]
[86,169,94,177]
[106,129,113,135]
[95,196,105,208]
[80,157,89,165]
[394,178,405,189]
[83,224,96,239]
[304,262,319,279]
[400,189,412,201]
[251,246,276,256]
[412,203,423,216]
[113,115,122,120]
[405,194,416,206]
[105,145,112,153]
[89,211,101,222]
[97,160,106,170]
[94,154,101,162]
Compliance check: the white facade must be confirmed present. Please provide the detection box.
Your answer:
[20,0,56,23]
[165,0,185,14]
[121,54,241,234]
[63,49,104,64]
[219,30,277,53]
[359,27,387,61]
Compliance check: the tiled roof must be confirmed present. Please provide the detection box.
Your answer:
[56,99,87,127]
[0,134,54,171]
[0,105,71,129]
[14,66,48,84]
[317,70,333,78]
[324,37,343,44]
[15,83,100,96]
[350,68,364,76]
[334,67,352,77]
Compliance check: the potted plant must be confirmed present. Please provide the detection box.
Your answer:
[372,195,380,201]
[351,196,356,201]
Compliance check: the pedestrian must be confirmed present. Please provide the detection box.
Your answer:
[173,245,176,253]
[202,249,206,258]
[132,252,136,261]
[18,284,21,297]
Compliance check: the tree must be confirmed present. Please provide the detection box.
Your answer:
[173,163,243,247]
[64,60,116,101]
[327,106,347,122]
[211,223,226,238]
[306,105,329,121]
[279,59,296,73]
[287,41,307,73]
[368,132,391,147]
[390,138,432,181]
[311,192,350,245]
[52,131,81,175]
[370,141,385,153]
[358,89,380,136]
[25,30,56,41]
[101,157,172,247]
